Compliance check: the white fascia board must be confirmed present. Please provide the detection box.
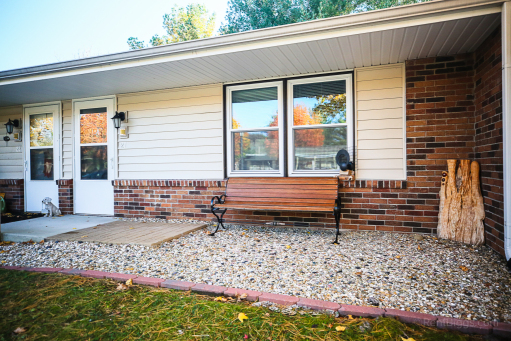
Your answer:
[0,0,504,87]
[502,1,511,261]
[23,100,62,108]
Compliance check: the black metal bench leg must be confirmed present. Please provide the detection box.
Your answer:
[332,209,341,244]
[332,198,341,244]
[210,208,226,236]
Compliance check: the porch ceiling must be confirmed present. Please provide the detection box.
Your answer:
[0,1,502,107]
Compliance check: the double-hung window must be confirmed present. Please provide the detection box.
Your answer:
[226,74,352,177]
[288,74,352,176]
[226,81,284,176]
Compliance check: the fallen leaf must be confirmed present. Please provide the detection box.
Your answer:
[401,337,416,341]
[214,296,227,302]
[348,315,354,320]
[238,313,248,322]
[396,255,402,259]
[355,272,363,275]
[13,327,26,334]
[129,227,135,230]
[336,326,346,332]
[418,246,422,250]
[116,283,128,291]
[265,313,270,317]
[126,278,133,286]
[460,266,469,272]
[286,245,291,249]
[40,240,44,244]
[81,235,88,238]
[72,228,77,230]
[327,324,333,328]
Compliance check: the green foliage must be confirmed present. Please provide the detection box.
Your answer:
[220,0,431,34]
[127,37,146,50]
[127,3,216,50]
[0,269,475,340]
[161,4,216,44]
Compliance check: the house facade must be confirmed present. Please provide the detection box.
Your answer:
[0,0,510,260]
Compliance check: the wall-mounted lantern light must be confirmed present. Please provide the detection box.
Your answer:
[111,112,126,129]
[4,119,20,141]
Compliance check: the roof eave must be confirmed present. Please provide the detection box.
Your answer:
[0,0,505,82]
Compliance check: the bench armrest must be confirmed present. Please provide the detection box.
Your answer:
[211,194,226,207]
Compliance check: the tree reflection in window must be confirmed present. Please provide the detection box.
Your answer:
[81,146,108,180]
[292,79,348,171]
[80,109,107,144]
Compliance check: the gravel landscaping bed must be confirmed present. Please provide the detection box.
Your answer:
[1,221,510,323]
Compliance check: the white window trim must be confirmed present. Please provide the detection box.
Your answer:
[226,81,284,177]
[287,74,353,177]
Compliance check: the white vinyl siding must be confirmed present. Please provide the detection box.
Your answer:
[116,84,223,179]
[355,63,406,180]
[0,106,23,179]
[62,100,73,179]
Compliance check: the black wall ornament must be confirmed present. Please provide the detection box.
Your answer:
[335,149,354,171]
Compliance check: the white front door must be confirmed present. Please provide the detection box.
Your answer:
[73,98,115,215]
[24,103,61,212]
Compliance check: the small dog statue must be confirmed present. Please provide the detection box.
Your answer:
[42,197,61,217]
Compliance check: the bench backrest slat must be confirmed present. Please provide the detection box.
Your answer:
[224,177,338,208]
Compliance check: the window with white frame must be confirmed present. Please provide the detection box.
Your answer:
[226,81,284,176]
[288,74,352,176]
[226,74,352,177]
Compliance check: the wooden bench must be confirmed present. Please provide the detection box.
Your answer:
[210,177,342,243]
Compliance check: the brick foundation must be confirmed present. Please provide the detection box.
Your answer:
[57,179,73,215]
[0,179,24,212]
[113,180,226,220]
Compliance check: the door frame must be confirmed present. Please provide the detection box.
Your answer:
[23,101,61,212]
[72,95,117,215]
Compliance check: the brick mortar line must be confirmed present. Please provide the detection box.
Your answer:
[1,266,509,337]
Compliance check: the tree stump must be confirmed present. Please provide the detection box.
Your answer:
[437,160,485,245]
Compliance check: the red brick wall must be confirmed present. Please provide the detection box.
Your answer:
[404,53,477,235]
[0,179,24,212]
[474,28,504,255]
[113,180,226,220]
[57,179,73,215]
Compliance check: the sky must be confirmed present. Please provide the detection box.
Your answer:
[0,0,229,72]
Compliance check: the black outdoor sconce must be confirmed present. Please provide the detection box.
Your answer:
[4,119,19,141]
[111,112,126,129]
[336,149,355,171]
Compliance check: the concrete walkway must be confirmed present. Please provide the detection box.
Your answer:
[1,215,116,242]
[46,220,207,247]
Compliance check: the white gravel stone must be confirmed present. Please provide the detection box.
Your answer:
[1,221,510,323]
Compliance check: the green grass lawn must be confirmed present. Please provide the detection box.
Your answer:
[0,269,483,340]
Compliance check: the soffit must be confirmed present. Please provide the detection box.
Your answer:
[0,11,501,106]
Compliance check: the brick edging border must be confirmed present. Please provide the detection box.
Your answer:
[2,266,510,337]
